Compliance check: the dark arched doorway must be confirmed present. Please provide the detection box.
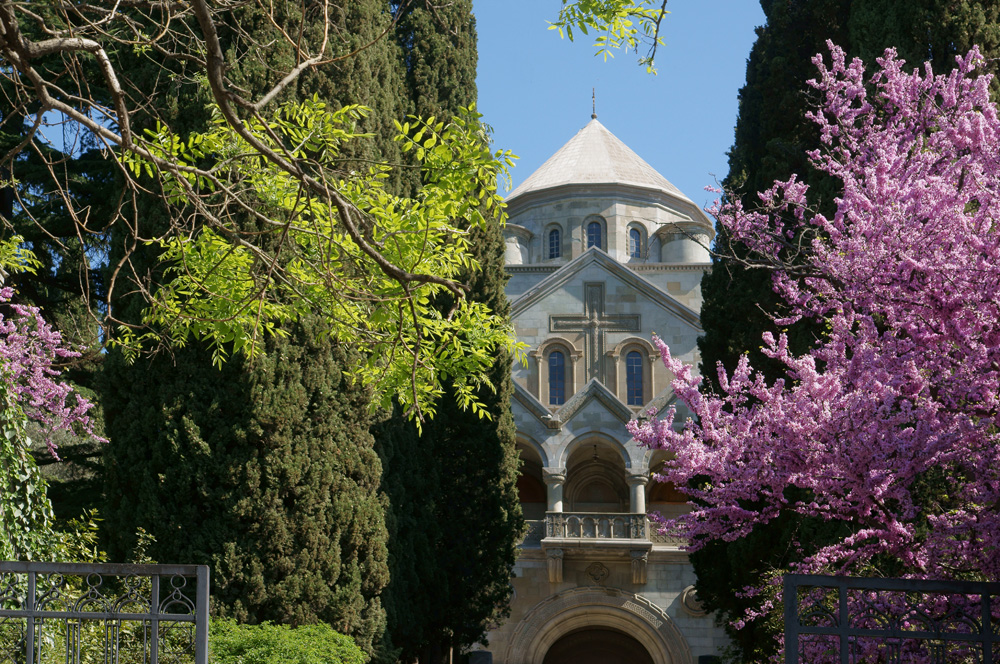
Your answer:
[542,627,656,664]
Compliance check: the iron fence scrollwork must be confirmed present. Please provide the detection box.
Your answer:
[0,561,209,664]
[784,574,1000,664]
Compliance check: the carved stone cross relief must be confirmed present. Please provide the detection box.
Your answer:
[549,283,640,384]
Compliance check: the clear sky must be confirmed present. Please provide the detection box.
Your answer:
[473,1,767,210]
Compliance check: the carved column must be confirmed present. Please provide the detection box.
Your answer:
[606,350,620,394]
[627,472,649,514]
[630,550,648,584]
[546,548,564,583]
[528,349,541,400]
[543,467,567,512]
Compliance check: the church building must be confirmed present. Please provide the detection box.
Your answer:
[482,116,729,663]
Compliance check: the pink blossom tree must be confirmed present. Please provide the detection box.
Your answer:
[630,42,1000,647]
[0,241,102,559]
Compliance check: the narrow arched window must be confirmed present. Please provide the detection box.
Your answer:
[629,228,642,259]
[587,221,602,249]
[626,351,643,405]
[549,351,566,405]
[548,228,561,259]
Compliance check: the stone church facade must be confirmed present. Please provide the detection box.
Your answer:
[481,117,729,663]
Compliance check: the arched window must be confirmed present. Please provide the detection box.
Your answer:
[629,228,642,259]
[587,221,602,249]
[549,351,566,405]
[548,228,561,259]
[626,351,643,405]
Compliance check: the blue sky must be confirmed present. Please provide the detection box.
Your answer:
[473,1,767,210]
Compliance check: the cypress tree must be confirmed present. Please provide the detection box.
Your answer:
[375,4,523,662]
[374,218,522,664]
[102,324,388,650]
[102,1,406,653]
[695,3,1000,660]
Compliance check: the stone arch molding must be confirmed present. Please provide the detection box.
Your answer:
[558,431,631,470]
[503,586,693,664]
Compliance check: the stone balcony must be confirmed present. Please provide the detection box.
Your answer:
[518,512,686,585]
[520,513,686,549]
[546,511,648,540]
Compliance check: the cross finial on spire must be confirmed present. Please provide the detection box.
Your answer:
[592,88,597,119]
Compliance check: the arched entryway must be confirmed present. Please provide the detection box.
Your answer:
[543,628,655,664]
[503,587,693,664]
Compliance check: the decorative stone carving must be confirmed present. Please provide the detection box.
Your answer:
[585,562,610,584]
[542,468,567,484]
[549,283,641,384]
[546,548,564,583]
[681,584,707,616]
[630,550,649,584]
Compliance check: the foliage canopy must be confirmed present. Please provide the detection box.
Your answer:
[634,44,1000,657]
[0,0,519,421]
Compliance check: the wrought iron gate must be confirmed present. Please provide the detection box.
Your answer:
[0,562,209,664]
[784,574,1000,664]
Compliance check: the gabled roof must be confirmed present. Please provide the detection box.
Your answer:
[513,378,684,433]
[506,118,690,205]
[512,379,634,429]
[555,378,634,426]
[510,247,702,331]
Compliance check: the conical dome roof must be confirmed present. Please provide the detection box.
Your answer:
[506,117,691,204]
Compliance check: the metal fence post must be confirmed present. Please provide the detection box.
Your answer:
[195,566,209,664]
[783,575,797,664]
[26,569,35,664]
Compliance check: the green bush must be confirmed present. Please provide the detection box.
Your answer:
[210,619,365,664]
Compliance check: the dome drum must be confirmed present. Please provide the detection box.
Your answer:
[654,224,711,263]
[504,224,534,265]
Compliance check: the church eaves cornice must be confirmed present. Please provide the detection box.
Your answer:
[505,263,711,275]
[512,382,559,429]
[504,182,712,232]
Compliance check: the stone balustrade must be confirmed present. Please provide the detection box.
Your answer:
[648,529,687,547]
[518,513,687,549]
[544,511,648,540]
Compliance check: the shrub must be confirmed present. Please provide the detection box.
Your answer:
[211,619,365,664]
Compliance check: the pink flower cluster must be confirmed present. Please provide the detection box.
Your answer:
[630,43,1000,587]
[0,286,102,457]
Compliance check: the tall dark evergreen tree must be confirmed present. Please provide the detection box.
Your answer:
[375,4,523,662]
[374,215,522,662]
[695,3,1000,660]
[103,325,389,650]
[102,1,409,654]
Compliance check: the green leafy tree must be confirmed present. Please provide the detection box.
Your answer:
[549,0,670,72]
[374,5,523,662]
[100,1,416,654]
[0,0,517,420]
[695,2,1000,660]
